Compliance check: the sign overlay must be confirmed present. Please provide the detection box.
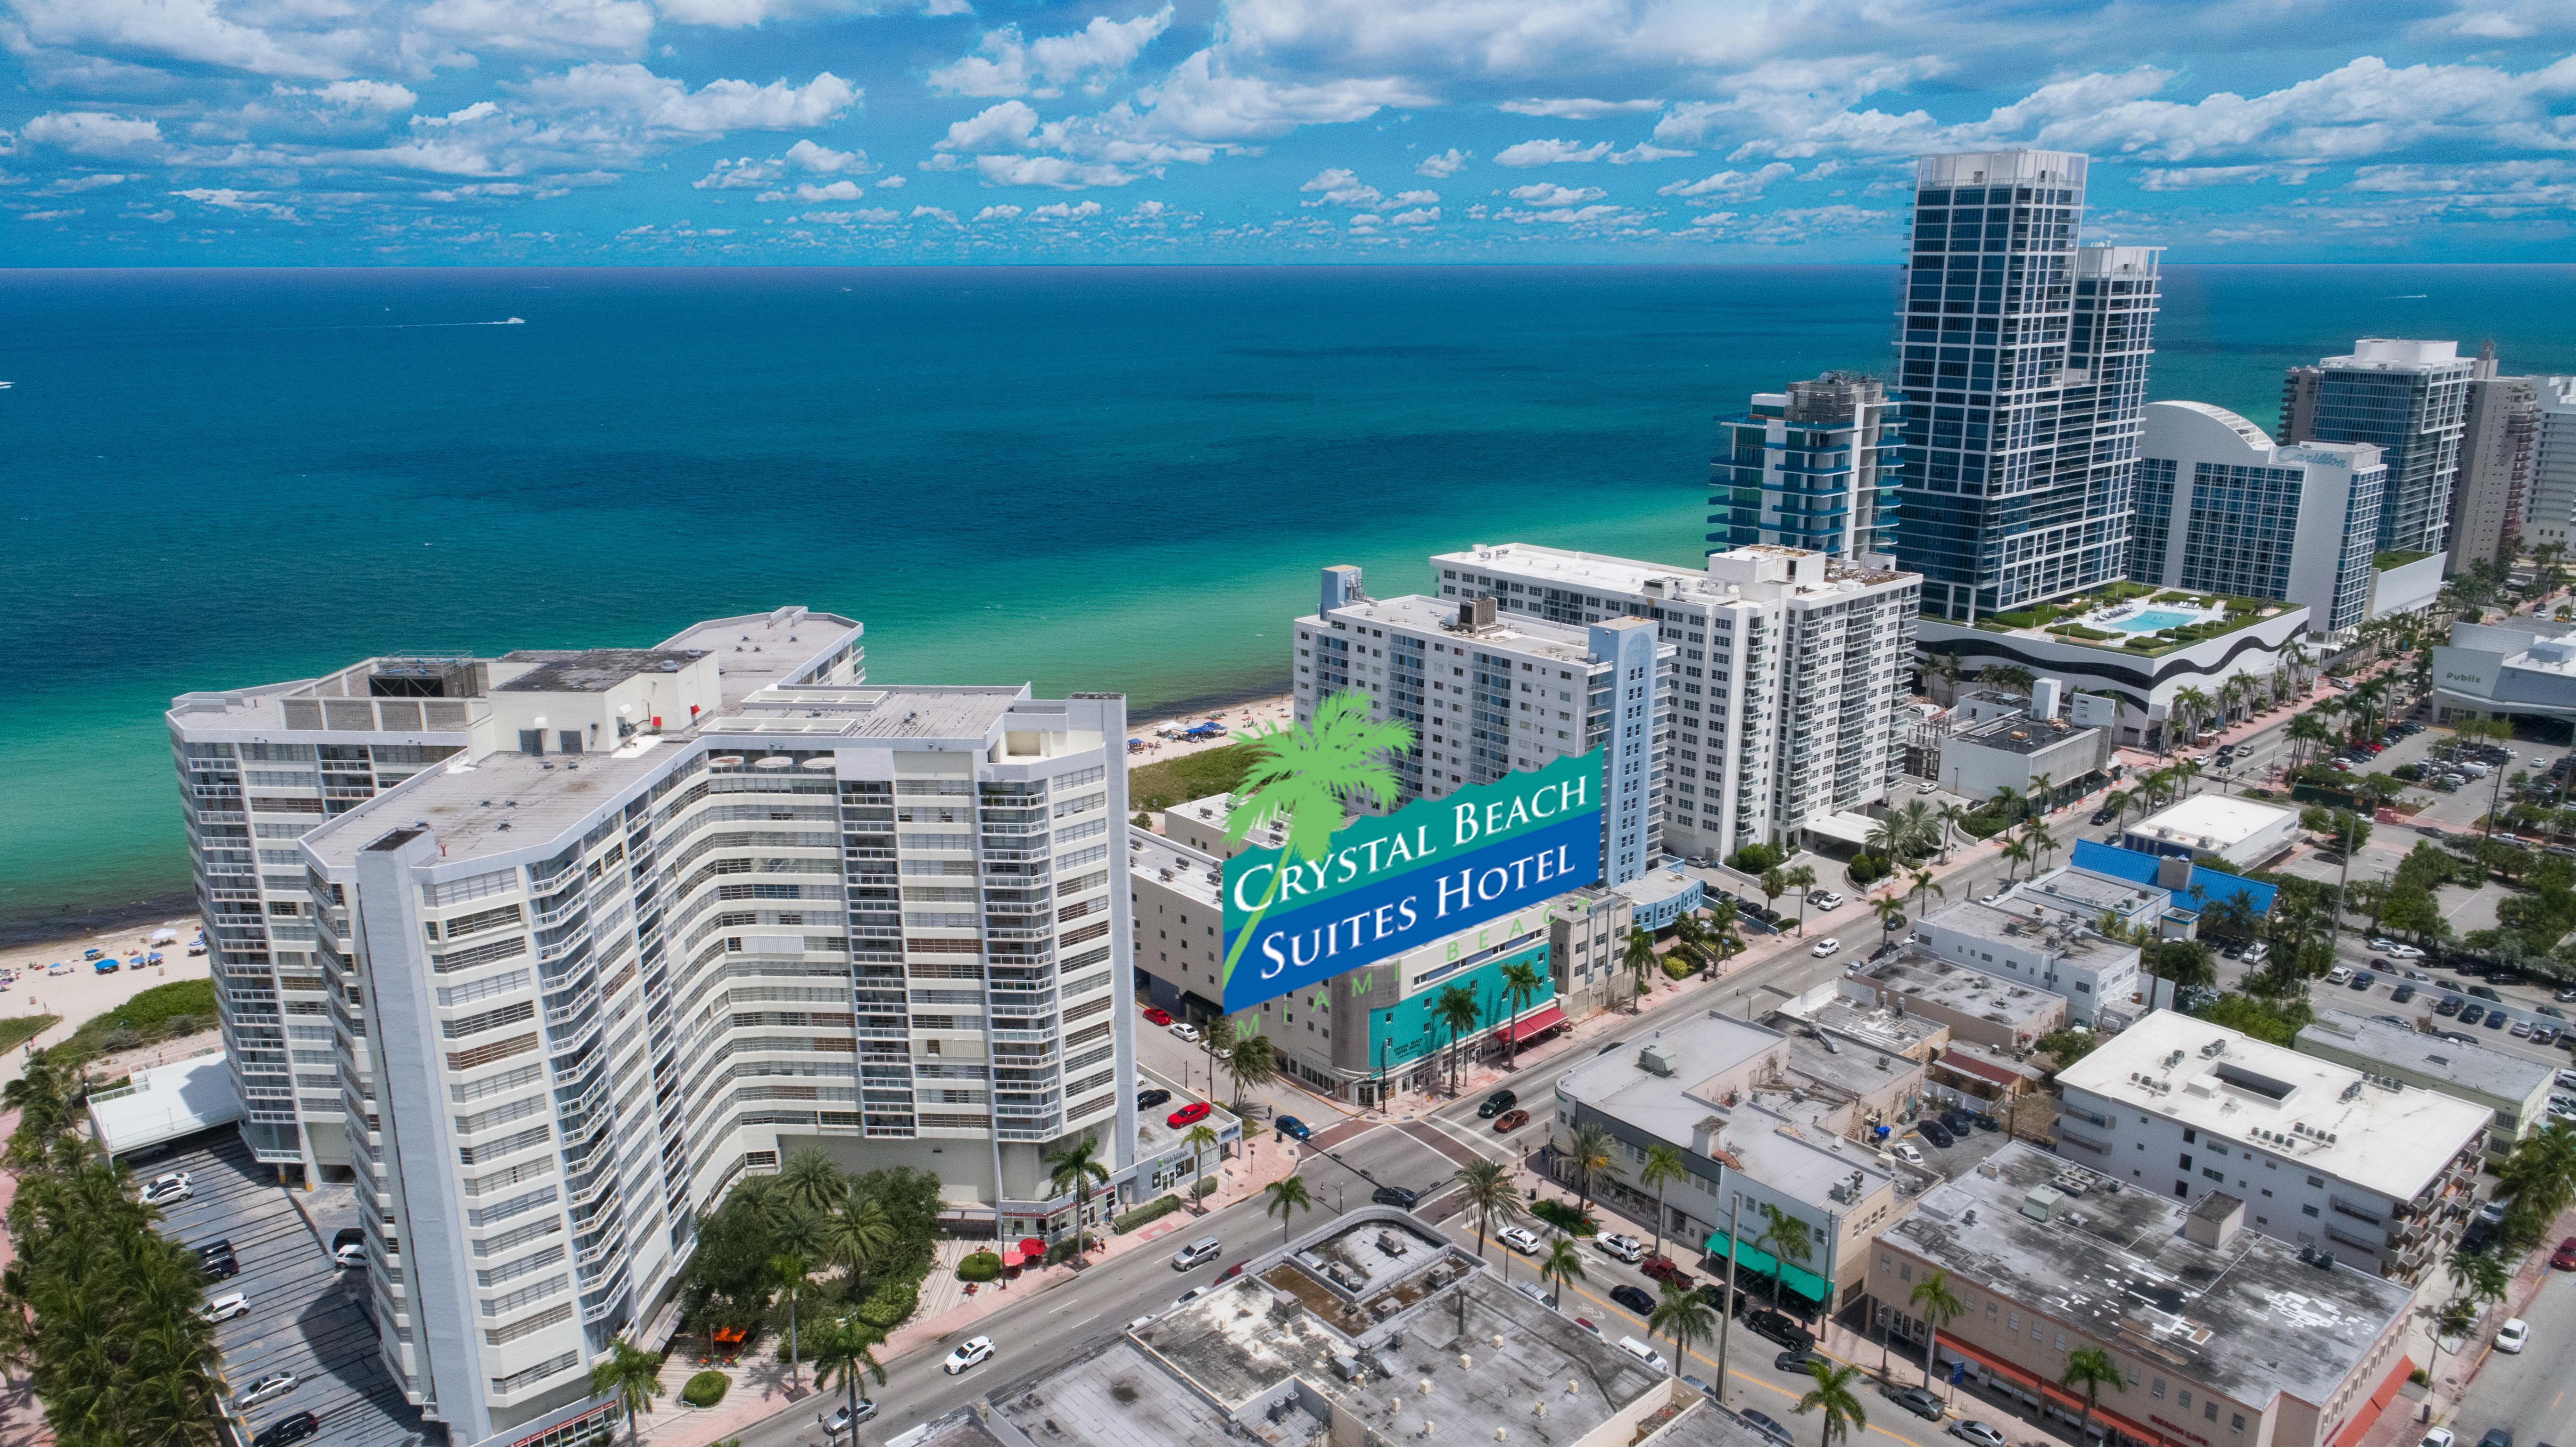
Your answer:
[1220,749,1604,1012]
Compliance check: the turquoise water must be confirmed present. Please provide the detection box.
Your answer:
[2110,609,2198,632]
[3,263,2572,938]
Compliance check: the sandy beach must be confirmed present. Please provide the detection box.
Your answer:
[1123,692,1293,768]
[0,915,211,1083]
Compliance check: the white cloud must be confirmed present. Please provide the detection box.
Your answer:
[1130,198,1165,216]
[967,154,1136,187]
[1494,138,1610,167]
[974,202,1023,220]
[1608,142,1693,164]
[1386,205,1438,224]
[514,64,858,134]
[19,113,168,161]
[695,139,873,189]
[38,173,132,193]
[755,179,869,200]
[1688,203,1893,244]
[793,206,900,222]
[910,204,959,223]
[875,174,906,188]
[1029,198,1103,218]
[930,8,1172,99]
[1414,148,1470,178]
[2136,164,2315,190]
[7,0,357,79]
[1388,188,1437,205]
[1507,182,1603,204]
[655,0,884,28]
[410,0,655,60]
[1498,98,1660,119]
[1298,166,1381,207]
[1657,162,1792,200]
[1497,202,1628,224]
[933,99,1043,155]
[171,186,299,219]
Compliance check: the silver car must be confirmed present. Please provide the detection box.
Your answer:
[235,1372,298,1410]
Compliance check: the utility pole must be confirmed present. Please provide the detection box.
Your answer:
[2333,813,2355,953]
[1714,1189,1741,1402]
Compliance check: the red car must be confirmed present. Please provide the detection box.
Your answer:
[1167,1102,1212,1128]
[1642,1256,1697,1291]
[1493,1109,1530,1133]
[1143,1007,1173,1027]
[2552,1236,2576,1271]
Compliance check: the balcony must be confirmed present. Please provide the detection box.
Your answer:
[2329,1198,2384,1226]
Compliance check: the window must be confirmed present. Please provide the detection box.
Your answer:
[2204,1403,2219,1423]
[2302,1204,2320,1217]
[2307,1174,2325,1187]
[2179,1391,2193,1410]
[2152,1379,2166,1400]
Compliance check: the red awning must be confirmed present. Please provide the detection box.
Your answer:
[1000,1250,1024,1266]
[1504,1005,1569,1044]
[1937,1049,2024,1087]
[1018,1237,1046,1257]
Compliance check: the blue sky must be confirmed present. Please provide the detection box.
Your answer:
[1,0,2570,263]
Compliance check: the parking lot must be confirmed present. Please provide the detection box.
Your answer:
[134,1133,424,1447]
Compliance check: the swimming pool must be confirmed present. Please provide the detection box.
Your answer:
[2107,609,2197,633]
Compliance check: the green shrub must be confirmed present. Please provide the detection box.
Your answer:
[957,1251,1003,1283]
[1661,956,1693,980]
[1129,744,1258,813]
[1958,813,2006,840]
[1846,854,1886,886]
[682,1372,729,1408]
[1113,1195,1183,1233]
[856,1282,918,1330]
[60,979,220,1063]
[1529,1199,1597,1236]
[1726,844,1783,875]
[1190,1176,1218,1200]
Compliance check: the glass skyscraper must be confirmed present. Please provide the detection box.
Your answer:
[2279,339,2475,558]
[1891,149,2163,622]
[1710,371,1900,559]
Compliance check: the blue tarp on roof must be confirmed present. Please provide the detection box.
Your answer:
[2071,839,2275,917]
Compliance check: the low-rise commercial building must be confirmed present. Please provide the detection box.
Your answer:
[1931,708,2113,806]
[1872,1143,2418,1447]
[2430,614,2576,725]
[2122,795,2298,870]
[2297,1009,2554,1163]
[1550,1011,1903,1310]
[1845,952,2068,1052]
[2054,1010,2489,1280]
[1912,872,2145,1028]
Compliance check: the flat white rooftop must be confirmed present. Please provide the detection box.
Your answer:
[2129,794,2294,851]
[2057,1010,2493,1201]
[1308,592,1600,664]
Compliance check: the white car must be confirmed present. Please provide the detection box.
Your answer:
[199,1291,250,1323]
[1514,1281,1552,1306]
[1615,1336,1669,1372]
[2366,938,2426,960]
[941,1336,996,1374]
[1811,937,1842,958]
[2495,1318,2529,1354]
[1891,1143,1925,1168]
[1596,1233,1646,1265]
[234,1372,298,1410]
[333,1242,367,1268]
[1951,1423,2010,1447]
[1498,1226,1542,1256]
[1916,780,1939,793]
[1173,1286,1207,1308]
[1170,1022,1202,1043]
[140,1171,194,1207]
[2420,1430,2457,1447]
[1808,891,1844,912]
[1979,889,2012,905]
[823,1401,880,1437]
[1126,1314,1158,1332]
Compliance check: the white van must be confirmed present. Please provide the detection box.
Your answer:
[1616,1337,1669,1372]
[2325,964,2351,985]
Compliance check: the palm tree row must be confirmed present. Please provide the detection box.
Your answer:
[0,1050,229,1447]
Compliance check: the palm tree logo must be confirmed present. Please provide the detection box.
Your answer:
[1220,691,1414,995]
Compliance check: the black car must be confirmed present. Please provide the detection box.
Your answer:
[2221,939,2246,960]
[1371,1185,1421,1209]
[1743,1307,1815,1352]
[203,1252,239,1283]
[1775,1348,1821,1373]
[2392,984,2418,1004]
[2089,807,2116,826]
[1477,1089,1518,1119]
[1920,1120,1956,1149]
[2350,970,2377,991]
[1886,1385,1947,1422]
[2470,985,2503,1002]
[1943,1108,1976,1133]
[1973,1113,2000,1132]
[1609,1284,1657,1314]
[2477,1431,2511,1447]
[2436,995,2465,1016]
[251,1414,320,1447]
[195,1238,232,1262]
[1136,1088,1172,1110]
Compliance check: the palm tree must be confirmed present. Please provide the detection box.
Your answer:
[2170,685,2213,752]
[1568,1122,1620,1214]
[1636,1143,1688,1257]
[776,1149,846,1217]
[1671,912,1713,973]
[2027,771,2056,817]
[2287,711,2334,773]
[1703,896,1742,970]
[1999,837,2032,882]
[1043,1135,1112,1255]
[1752,1203,1813,1311]
[1908,1267,1966,1393]
[1897,800,1939,859]
[589,1340,666,1447]
[1181,1123,1222,1213]
[2496,1121,2576,1225]
[1989,783,2024,827]
[2063,1346,2125,1442]
[1264,1174,1314,1243]
[1934,803,1971,861]
[1759,867,1788,923]
[1648,1282,1718,1379]
[1219,690,1414,990]
[1785,864,1818,936]
[1907,868,1945,923]
[822,1189,894,1281]
[1498,960,1546,1069]
[811,1317,886,1423]
[1453,1157,1521,1260]
[769,1251,815,1386]
[1872,892,1908,948]
[1622,927,1659,1011]
[1539,1234,1586,1305]
[1199,1013,1238,1101]
[1432,984,1481,1092]
[2023,818,2061,873]
[1226,1031,1279,1106]
[1795,1359,1869,1447]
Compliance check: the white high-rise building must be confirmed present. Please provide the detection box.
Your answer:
[2524,378,2576,555]
[1431,543,1920,860]
[2280,339,2475,558]
[1292,567,1666,885]
[208,609,1140,1445]
[2132,401,2387,637]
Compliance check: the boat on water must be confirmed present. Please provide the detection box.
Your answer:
[503,317,525,324]
[0,381,13,388]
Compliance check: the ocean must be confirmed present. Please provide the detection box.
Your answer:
[4,263,2571,940]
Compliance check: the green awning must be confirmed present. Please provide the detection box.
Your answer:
[1704,1230,1830,1300]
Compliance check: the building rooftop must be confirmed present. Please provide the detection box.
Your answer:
[1434,541,1915,605]
[2128,795,2295,852]
[1647,1402,1813,1447]
[1951,712,2100,757]
[1127,827,1223,906]
[1857,952,2069,1029]
[2299,1010,2554,1106]
[1888,1143,2414,1410]
[1311,592,1604,665]
[1556,1011,1895,1212]
[492,648,707,693]
[1808,1000,1948,1060]
[2056,1010,2495,1200]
